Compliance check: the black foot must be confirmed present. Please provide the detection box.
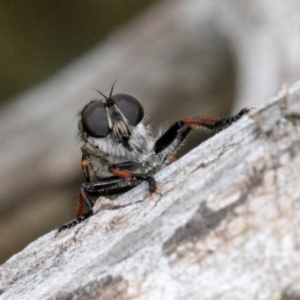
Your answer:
[135,175,156,194]
[58,211,93,233]
[220,107,251,126]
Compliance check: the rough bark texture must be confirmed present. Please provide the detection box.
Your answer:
[1,83,300,299]
[1,0,300,266]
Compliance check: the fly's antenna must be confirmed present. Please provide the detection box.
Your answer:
[109,80,117,98]
[92,88,109,101]
[92,80,117,106]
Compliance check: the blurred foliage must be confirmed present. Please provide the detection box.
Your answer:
[0,0,152,102]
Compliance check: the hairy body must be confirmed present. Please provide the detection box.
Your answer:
[58,86,249,232]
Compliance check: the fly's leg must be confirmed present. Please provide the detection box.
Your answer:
[58,189,94,232]
[57,176,142,233]
[108,161,158,197]
[153,108,250,161]
[182,107,250,129]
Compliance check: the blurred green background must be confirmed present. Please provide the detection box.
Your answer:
[0,1,152,102]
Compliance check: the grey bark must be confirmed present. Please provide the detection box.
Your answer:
[0,83,300,299]
[1,0,300,265]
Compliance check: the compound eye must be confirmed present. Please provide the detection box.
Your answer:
[112,94,144,126]
[81,101,110,138]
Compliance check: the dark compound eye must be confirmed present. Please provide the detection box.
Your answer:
[81,101,110,138]
[111,94,144,126]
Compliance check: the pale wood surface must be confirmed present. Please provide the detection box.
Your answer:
[0,84,300,299]
[1,0,300,266]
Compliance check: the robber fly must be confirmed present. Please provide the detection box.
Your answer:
[58,84,249,232]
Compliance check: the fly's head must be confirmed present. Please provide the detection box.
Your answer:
[78,84,145,153]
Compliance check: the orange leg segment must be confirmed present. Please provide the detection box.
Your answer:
[76,193,85,218]
[110,168,134,179]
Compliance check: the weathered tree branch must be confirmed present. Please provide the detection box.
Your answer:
[1,0,300,268]
[1,83,300,299]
